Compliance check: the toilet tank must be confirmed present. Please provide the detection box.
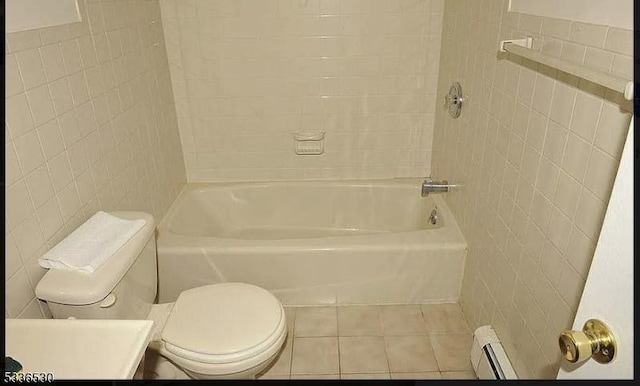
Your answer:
[35,212,158,320]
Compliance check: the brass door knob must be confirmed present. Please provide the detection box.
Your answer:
[558,319,616,364]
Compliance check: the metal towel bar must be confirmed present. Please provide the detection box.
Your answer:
[501,40,633,101]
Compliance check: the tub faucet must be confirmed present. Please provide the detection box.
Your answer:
[421,179,460,196]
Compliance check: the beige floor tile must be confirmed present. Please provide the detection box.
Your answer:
[284,307,295,336]
[290,374,339,379]
[257,333,292,377]
[430,333,474,371]
[291,337,339,375]
[294,307,337,337]
[337,305,383,336]
[390,372,442,379]
[257,373,290,380]
[384,335,439,372]
[421,303,470,333]
[380,305,428,335]
[341,373,391,379]
[338,336,389,374]
[441,371,477,379]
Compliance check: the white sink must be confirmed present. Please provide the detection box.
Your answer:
[5,318,154,379]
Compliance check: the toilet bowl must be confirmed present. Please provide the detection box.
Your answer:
[35,212,287,379]
[151,283,287,379]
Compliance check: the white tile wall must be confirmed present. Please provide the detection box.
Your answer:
[5,0,186,319]
[160,0,444,182]
[433,0,632,379]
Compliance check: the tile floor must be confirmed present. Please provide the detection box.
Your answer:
[257,303,477,380]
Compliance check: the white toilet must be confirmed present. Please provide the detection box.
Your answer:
[35,212,287,379]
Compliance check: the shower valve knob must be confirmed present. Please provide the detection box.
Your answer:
[444,82,465,118]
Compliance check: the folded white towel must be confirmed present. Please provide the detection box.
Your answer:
[38,211,147,273]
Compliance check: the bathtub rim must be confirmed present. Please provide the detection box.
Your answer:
[157,177,467,248]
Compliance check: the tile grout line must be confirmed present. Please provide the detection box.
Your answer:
[420,306,445,373]
[381,309,393,379]
[287,307,295,378]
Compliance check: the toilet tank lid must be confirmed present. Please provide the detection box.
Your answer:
[35,212,156,306]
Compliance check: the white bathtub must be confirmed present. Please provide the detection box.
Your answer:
[156,178,468,306]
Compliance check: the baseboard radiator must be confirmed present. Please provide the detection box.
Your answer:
[470,325,518,380]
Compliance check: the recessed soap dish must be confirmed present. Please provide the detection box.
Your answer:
[294,132,325,155]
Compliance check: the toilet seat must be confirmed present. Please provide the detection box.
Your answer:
[159,283,287,376]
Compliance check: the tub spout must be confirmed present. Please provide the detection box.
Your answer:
[421,180,460,196]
